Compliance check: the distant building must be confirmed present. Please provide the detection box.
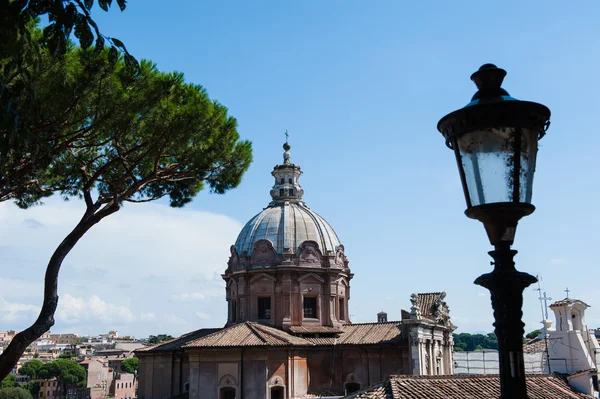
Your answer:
[80,359,111,399]
[36,378,61,399]
[112,373,136,399]
[50,334,80,346]
[0,330,17,349]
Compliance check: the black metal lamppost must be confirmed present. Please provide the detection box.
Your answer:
[437,64,551,399]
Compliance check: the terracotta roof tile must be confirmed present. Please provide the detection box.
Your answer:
[289,326,343,334]
[550,298,590,308]
[184,322,312,348]
[304,322,402,346]
[135,328,221,353]
[415,293,440,316]
[523,338,548,354]
[345,374,594,399]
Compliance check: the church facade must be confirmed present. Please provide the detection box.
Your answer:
[136,141,455,399]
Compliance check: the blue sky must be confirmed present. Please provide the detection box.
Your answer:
[2,1,600,337]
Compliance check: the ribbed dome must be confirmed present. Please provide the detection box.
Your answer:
[234,202,340,256]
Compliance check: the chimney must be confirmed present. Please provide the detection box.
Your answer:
[377,311,388,323]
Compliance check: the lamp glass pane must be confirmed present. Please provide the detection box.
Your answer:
[456,127,538,206]
[519,128,539,203]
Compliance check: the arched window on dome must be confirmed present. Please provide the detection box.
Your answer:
[288,178,292,184]
[280,178,284,184]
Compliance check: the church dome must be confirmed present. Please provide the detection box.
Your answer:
[234,202,340,256]
[233,137,342,258]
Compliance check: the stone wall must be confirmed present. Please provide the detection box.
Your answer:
[139,345,409,399]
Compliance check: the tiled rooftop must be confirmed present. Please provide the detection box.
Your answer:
[345,374,594,399]
[301,322,402,346]
[289,325,343,334]
[184,322,312,348]
[135,328,222,353]
[143,321,402,351]
[415,293,440,317]
[550,298,590,308]
[523,338,548,354]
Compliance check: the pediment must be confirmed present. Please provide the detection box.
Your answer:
[226,279,237,288]
[298,273,325,284]
[336,277,349,287]
[297,240,323,265]
[250,239,276,266]
[250,273,277,284]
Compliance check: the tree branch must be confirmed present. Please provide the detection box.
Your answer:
[0,202,119,379]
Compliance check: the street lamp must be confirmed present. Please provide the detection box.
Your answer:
[437,64,551,399]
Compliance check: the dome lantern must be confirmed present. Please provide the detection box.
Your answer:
[269,135,304,204]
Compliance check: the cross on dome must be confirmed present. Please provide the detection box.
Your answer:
[283,130,291,165]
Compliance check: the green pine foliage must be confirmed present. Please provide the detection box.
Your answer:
[453,333,498,352]
[120,357,139,374]
[18,360,44,379]
[37,360,87,388]
[0,388,33,399]
[526,330,542,339]
[1,376,17,389]
[22,382,39,398]
[147,335,174,345]
[0,21,252,381]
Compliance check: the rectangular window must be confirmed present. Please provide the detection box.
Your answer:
[339,298,345,320]
[258,297,271,319]
[279,189,284,196]
[303,296,317,319]
[232,301,237,322]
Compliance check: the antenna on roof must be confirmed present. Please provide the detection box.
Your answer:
[535,275,552,373]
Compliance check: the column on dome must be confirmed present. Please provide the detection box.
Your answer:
[281,272,293,330]
[328,275,338,328]
[238,276,248,322]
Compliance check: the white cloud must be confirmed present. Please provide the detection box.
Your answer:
[56,294,134,324]
[196,312,210,320]
[0,197,242,337]
[0,297,40,323]
[172,292,206,302]
[140,312,155,321]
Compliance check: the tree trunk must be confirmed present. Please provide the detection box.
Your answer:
[0,205,118,380]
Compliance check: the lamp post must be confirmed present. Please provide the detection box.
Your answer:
[437,64,551,399]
